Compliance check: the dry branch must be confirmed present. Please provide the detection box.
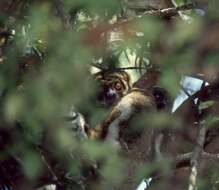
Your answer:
[175,152,219,164]
[140,3,195,18]
[188,123,207,190]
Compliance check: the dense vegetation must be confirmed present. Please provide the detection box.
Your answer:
[0,0,219,190]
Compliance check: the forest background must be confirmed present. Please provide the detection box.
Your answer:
[0,0,219,190]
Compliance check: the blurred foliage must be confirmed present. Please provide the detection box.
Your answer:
[0,0,218,190]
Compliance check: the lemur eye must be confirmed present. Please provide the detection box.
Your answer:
[114,82,122,91]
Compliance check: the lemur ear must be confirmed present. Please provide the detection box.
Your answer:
[90,66,101,75]
[121,71,132,89]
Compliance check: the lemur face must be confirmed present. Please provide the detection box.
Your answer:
[94,70,131,106]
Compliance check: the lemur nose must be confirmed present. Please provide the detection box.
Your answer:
[107,88,117,96]
[106,88,117,102]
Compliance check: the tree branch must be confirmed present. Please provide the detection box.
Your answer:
[175,151,219,165]
[140,3,195,18]
[53,0,72,30]
[188,123,207,190]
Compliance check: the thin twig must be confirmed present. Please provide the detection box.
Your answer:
[141,3,195,17]
[175,151,219,164]
[110,4,196,32]
[41,154,58,182]
[90,63,146,71]
[115,66,146,71]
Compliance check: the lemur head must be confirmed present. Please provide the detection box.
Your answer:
[94,70,131,106]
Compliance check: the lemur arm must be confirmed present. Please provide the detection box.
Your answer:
[88,89,155,144]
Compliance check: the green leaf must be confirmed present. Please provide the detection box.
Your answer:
[22,150,42,179]
[199,100,215,110]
